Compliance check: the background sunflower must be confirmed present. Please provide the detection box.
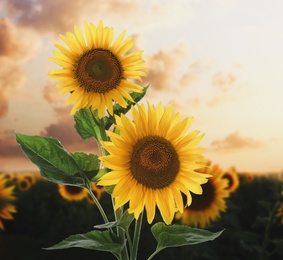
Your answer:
[176,162,230,228]
[58,184,88,201]
[0,174,17,230]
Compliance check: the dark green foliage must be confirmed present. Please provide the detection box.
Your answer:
[1,174,283,260]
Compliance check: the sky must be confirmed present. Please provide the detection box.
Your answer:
[0,0,283,174]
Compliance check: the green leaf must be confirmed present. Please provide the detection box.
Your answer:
[45,230,125,258]
[94,211,134,231]
[151,222,224,251]
[74,108,103,141]
[16,133,85,185]
[71,152,100,181]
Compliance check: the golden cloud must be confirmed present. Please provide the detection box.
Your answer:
[0,58,26,117]
[211,131,263,152]
[5,0,140,34]
[144,44,188,90]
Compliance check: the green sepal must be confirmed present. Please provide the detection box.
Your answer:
[151,222,224,251]
[45,230,125,258]
[105,85,149,129]
[94,211,134,232]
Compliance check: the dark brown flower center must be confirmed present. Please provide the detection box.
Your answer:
[75,48,122,93]
[19,180,29,190]
[130,135,180,189]
[185,180,215,210]
[65,185,84,195]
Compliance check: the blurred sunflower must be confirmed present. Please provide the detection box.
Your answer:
[58,184,88,201]
[49,21,147,118]
[16,173,37,191]
[276,202,283,224]
[222,166,239,193]
[0,174,17,230]
[86,182,105,204]
[98,102,210,224]
[176,162,230,228]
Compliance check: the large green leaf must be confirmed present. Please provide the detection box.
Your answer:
[15,133,95,187]
[151,222,224,251]
[45,230,125,258]
[94,211,134,232]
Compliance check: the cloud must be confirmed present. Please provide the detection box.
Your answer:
[40,106,99,153]
[43,80,67,104]
[0,18,26,58]
[0,129,24,158]
[212,71,237,92]
[180,61,211,87]
[0,18,38,59]
[211,131,263,152]
[4,0,140,34]
[208,70,240,107]
[144,44,188,90]
[0,57,26,117]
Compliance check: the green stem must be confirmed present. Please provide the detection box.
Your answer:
[112,197,129,260]
[126,229,134,258]
[147,248,163,260]
[260,201,280,260]
[132,211,144,260]
[88,189,109,224]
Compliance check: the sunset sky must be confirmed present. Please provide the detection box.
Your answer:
[0,0,283,174]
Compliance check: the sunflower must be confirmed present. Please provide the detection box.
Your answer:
[49,21,147,118]
[176,162,230,228]
[0,174,17,230]
[98,102,210,224]
[222,166,239,193]
[58,184,88,201]
[16,173,37,191]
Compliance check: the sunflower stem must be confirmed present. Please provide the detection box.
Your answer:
[260,200,280,260]
[112,197,129,260]
[132,211,143,260]
[88,189,110,224]
[147,248,163,260]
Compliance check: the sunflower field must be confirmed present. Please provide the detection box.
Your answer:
[1,170,283,260]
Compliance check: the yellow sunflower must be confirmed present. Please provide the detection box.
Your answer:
[222,166,239,193]
[176,162,230,228]
[98,102,210,224]
[49,21,147,118]
[58,184,88,201]
[0,174,17,230]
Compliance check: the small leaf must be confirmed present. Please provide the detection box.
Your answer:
[74,108,102,141]
[45,230,125,258]
[151,222,224,251]
[94,211,134,231]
